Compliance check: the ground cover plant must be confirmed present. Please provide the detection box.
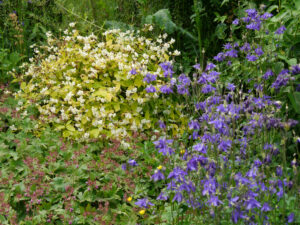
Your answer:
[0,1,299,225]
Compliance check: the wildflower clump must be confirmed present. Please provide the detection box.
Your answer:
[14,25,185,141]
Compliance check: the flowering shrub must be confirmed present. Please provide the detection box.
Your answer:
[14,24,185,141]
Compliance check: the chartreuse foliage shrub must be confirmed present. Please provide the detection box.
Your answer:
[14,24,186,141]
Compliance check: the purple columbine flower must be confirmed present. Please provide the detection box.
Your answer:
[160,85,173,94]
[159,62,174,78]
[178,73,191,86]
[130,68,137,75]
[245,9,257,18]
[206,62,217,71]
[227,83,236,91]
[214,52,225,62]
[157,192,168,201]
[193,63,201,70]
[168,167,187,182]
[276,166,283,176]
[128,159,138,166]
[261,203,272,212]
[232,19,239,25]
[143,73,157,83]
[134,198,154,208]
[275,25,286,35]
[246,54,258,62]
[172,192,183,203]
[145,85,156,93]
[158,120,166,129]
[254,46,264,56]
[121,163,127,171]
[287,213,295,223]
[193,143,207,154]
[225,49,238,58]
[151,170,165,182]
[153,138,174,155]
[291,64,300,75]
[224,43,232,50]
[177,84,189,95]
[187,157,198,171]
[262,69,274,79]
[261,12,273,20]
[188,120,200,130]
[202,84,216,94]
[245,198,261,210]
[246,21,261,31]
[207,195,223,206]
[240,42,251,52]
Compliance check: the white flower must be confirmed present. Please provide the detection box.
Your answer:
[9,125,17,131]
[69,22,76,28]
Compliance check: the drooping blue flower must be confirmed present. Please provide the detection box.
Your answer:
[151,170,165,182]
[130,68,137,75]
[227,83,236,91]
[145,85,156,93]
[232,19,239,25]
[193,143,207,154]
[159,62,174,78]
[153,138,174,155]
[240,43,251,52]
[121,163,127,171]
[275,25,286,35]
[245,198,261,210]
[261,12,273,20]
[160,85,173,94]
[206,62,217,71]
[225,49,238,58]
[218,139,232,152]
[193,63,201,70]
[276,166,283,177]
[246,54,258,62]
[177,84,189,95]
[254,46,264,56]
[128,159,138,166]
[158,120,166,129]
[202,84,216,94]
[178,73,191,86]
[291,64,300,75]
[143,73,157,83]
[207,195,223,206]
[214,52,225,62]
[168,167,187,182]
[134,198,154,208]
[172,192,183,203]
[187,157,198,171]
[287,212,295,223]
[245,9,257,18]
[188,120,200,130]
[202,178,217,196]
[224,43,232,50]
[262,69,274,79]
[157,192,168,201]
[246,22,261,31]
[261,203,271,212]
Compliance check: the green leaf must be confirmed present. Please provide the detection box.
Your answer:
[216,23,227,39]
[151,9,177,34]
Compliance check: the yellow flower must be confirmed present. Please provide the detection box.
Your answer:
[127,197,132,202]
[139,209,146,215]
[157,165,163,170]
[180,149,185,155]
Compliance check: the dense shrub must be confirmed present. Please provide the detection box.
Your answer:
[14,24,187,141]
